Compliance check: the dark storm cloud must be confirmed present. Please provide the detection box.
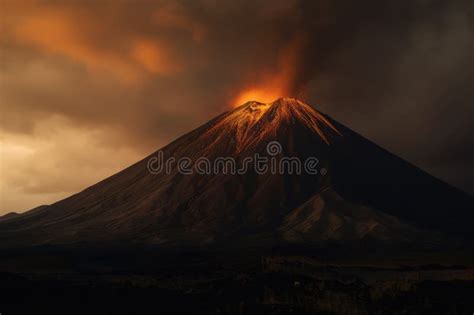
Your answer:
[0,0,473,214]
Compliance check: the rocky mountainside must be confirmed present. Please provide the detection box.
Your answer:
[0,98,472,248]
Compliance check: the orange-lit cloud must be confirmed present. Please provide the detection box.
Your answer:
[152,2,206,42]
[14,10,139,82]
[131,39,180,75]
[231,36,305,107]
[10,6,181,83]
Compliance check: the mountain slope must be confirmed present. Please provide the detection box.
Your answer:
[280,188,435,243]
[0,98,472,248]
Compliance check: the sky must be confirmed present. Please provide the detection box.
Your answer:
[0,0,473,215]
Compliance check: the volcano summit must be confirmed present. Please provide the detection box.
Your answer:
[0,98,473,249]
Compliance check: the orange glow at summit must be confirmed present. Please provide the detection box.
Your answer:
[231,37,304,107]
[232,88,284,107]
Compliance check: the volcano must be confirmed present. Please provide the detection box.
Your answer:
[0,98,473,249]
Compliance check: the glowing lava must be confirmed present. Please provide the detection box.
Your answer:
[232,88,283,107]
